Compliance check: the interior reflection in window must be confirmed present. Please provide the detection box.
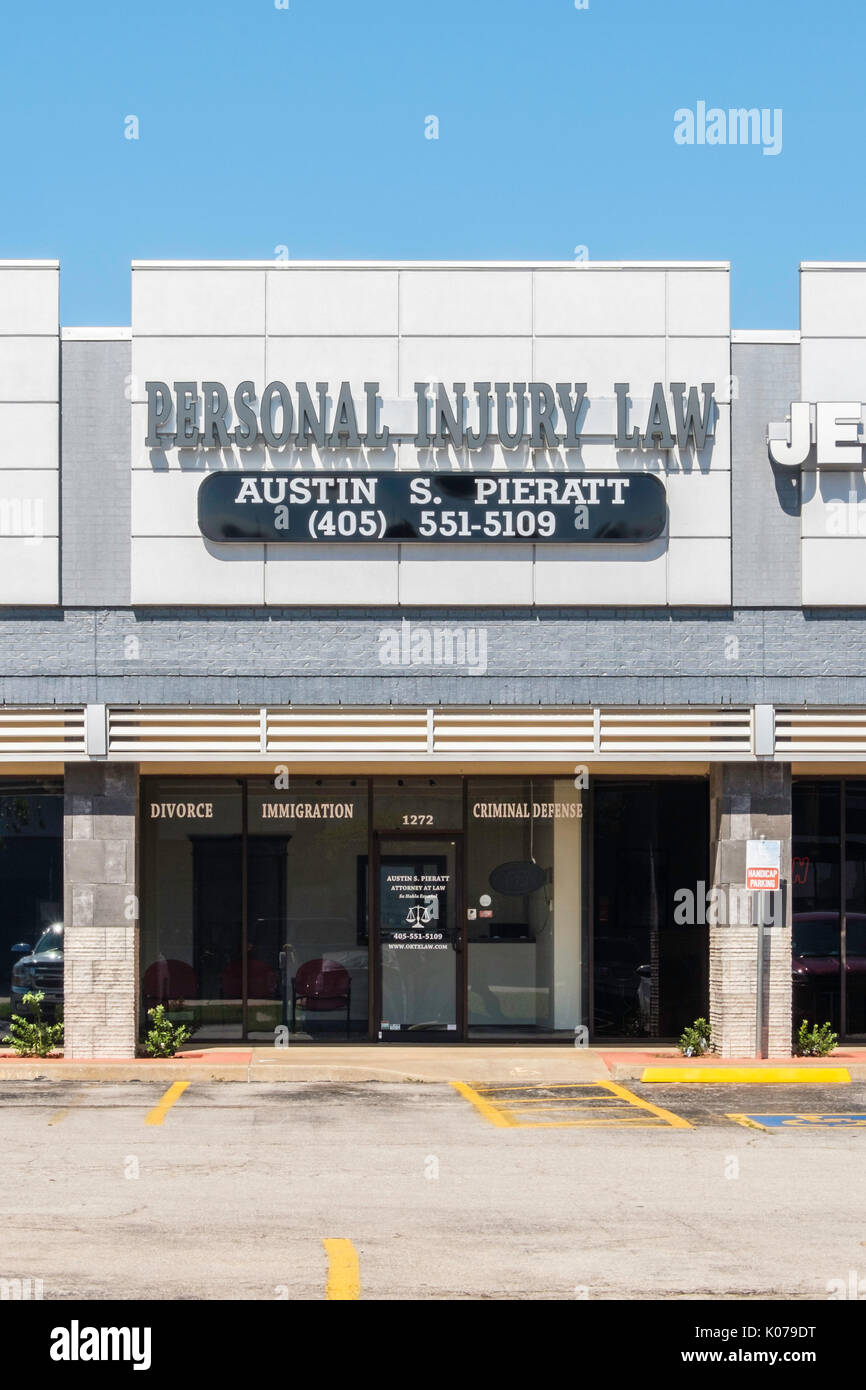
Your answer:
[592,780,708,1039]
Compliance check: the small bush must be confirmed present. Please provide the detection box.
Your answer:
[143,1004,191,1058]
[678,1016,713,1057]
[795,1019,838,1057]
[2,991,64,1058]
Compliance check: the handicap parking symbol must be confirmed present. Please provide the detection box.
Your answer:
[746,1113,866,1128]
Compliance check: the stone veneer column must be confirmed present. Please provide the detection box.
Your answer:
[63,764,139,1058]
[709,763,792,1058]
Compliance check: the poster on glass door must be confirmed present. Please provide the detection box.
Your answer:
[381,861,450,950]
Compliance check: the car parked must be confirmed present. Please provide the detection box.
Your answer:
[10,923,63,1014]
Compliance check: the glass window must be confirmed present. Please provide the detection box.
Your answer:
[373,777,462,831]
[247,777,368,1040]
[792,780,841,1035]
[592,780,708,1038]
[845,782,866,1035]
[0,779,63,1011]
[466,777,584,1038]
[140,779,243,1040]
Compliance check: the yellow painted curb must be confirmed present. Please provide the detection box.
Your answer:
[641,1067,851,1084]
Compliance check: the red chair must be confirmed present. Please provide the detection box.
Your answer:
[221,957,277,1000]
[291,958,351,1031]
[142,959,197,1007]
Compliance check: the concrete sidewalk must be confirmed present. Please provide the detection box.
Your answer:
[1,1043,865,1083]
[0,1045,609,1084]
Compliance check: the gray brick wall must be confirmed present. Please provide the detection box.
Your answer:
[60,339,131,606]
[0,605,865,705]
[731,342,801,607]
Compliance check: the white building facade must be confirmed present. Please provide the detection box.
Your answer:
[0,258,862,1056]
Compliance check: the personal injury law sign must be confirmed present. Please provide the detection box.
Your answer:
[745,839,781,892]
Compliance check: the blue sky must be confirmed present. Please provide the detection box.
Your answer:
[0,0,860,327]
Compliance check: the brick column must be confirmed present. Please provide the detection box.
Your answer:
[709,763,792,1058]
[63,764,139,1058]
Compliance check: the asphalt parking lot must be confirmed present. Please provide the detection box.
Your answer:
[1,1079,865,1300]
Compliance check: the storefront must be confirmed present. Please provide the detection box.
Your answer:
[6,255,866,1057]
[137,773,714,1044]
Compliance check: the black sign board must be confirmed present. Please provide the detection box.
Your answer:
[488,860,549,896]
[197,472,666,544]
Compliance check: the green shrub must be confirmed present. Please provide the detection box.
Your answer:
[2,991,64,1058]
[143,1004,192,1058]
[678,1016,713,1057]
[795,1019,838,1057]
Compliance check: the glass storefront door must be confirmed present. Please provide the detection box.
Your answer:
[375,835,462,1041]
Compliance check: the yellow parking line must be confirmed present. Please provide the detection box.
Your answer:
[501,1118,666,1129]
[488,1101,638,1114]
[450,1080,514,1127]
[473,1083,602,1093]
[452,1079,692,1129]
[478,1095,624,1105]
[145,1081,189,1126]
[602,1079,693,1129]
[514,1111,654,1122]
[44,1082,96,1126]
[323,1239,361,1300]
[728,1113,770,1131]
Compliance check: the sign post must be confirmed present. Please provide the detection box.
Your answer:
[746,839,781,1059]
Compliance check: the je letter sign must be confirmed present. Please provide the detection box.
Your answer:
[745,839,781,892]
